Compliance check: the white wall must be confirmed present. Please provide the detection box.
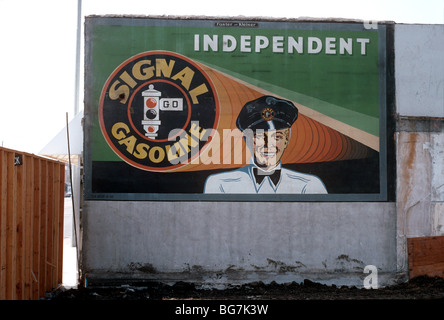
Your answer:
[395,23,444,273]
[395,24,444,118]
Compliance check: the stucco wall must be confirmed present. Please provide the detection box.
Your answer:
[83,201,397,287]
[395,24,444,273]
[81,22,443,288]
[395,24,444,118]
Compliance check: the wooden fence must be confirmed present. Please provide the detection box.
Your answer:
[408,235,444,279]
[0,147,65,300]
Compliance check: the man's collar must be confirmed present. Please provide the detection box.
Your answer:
[249,159,282,187]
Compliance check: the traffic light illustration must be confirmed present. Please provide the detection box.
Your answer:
[141,84,183,139]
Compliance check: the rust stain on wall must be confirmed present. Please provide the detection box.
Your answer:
[405,133,418,172]
[400,133,419,206]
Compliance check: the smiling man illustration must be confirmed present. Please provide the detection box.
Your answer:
[204,95,328,194]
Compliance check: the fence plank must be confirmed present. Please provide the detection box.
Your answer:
[39,160,47,298]
[0,150,7,300]
[32,157,41,300]
[57,165,65,284]
[52,163,63,286]
[6,152,16,300]
[24,155,33,299]
[15,154,25,300]
[45,161,54,292]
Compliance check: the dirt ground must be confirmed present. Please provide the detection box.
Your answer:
[49,275,444,300]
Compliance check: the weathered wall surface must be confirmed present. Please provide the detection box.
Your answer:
[395,24,444,273]
[395,25,444,118]
[83,201,397,286]
[81,22,443,288]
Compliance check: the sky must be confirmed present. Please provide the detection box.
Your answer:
[0,0,443,154]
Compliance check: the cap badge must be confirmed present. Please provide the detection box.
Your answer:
[261,107,275,121]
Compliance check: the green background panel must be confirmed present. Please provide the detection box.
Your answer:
[89,23,381,162]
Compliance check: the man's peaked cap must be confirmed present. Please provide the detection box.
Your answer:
[236,96,298,132]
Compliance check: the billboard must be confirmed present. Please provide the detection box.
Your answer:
[84,16,389,201]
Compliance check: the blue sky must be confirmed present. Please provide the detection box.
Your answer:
[0,0,443,153]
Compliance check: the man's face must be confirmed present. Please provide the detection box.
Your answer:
[253,128,290,170]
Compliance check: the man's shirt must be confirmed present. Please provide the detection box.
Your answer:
[203,162,328,194]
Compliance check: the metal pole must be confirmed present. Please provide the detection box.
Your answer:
[66,112,81,286]
[74,0,82,115]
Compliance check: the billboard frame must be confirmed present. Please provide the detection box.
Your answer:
[83,15,395,202]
